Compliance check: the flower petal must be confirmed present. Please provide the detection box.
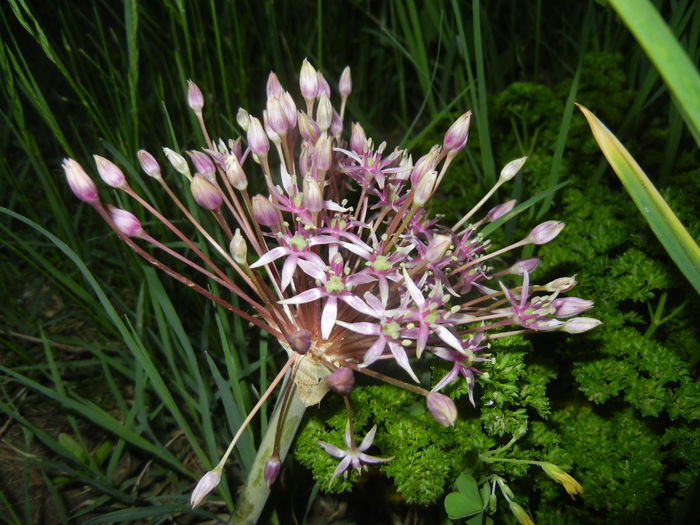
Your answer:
[321,296,338,339]
[279,287,324,305]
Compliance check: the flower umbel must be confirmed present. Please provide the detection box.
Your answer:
[61,61,598,509]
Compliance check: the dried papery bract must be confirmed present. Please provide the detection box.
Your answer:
[62,60,598,516]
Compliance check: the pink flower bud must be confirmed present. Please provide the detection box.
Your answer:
[299,59,318,100]
[93,155,126,188]
[507,258,541,275]
[187,151,215,180]
[339,66,352,96]
[288,329,312,355]
[316,71,331,97]
[413,170,437,206]
[247,116,270,157]
[281,91,298,128]
[314,133,332,172]
[545,276,577,292]
[107,205,143,237]
[527,220,565,245]
[552,297,594,318]
[263,110,281,145]
[187,79,204,114]
[163,147,190,176]
[316,93,333,132]
[303,177,323,213]
[426,392,457,427]
[410,146,439,185]
[298,111,321,143]
[191,174,222,210]
[561,317,602,334]
[486,199,516,222]
[266,96,288,136]
[350,122,367,154]
[330,109,343,137]
[230,229,247,264]
[62,158,99,203]
[190,470,220,508]
[426,234,452,262]
[137,149,161,179]
[266,72,283,98]
[225,154,247,190]
[499,156,527,182]
[443,111,471,152]
[264,455,281,488]
[326,367,354,396]
[236,107,250,131]
[252,194,279,228]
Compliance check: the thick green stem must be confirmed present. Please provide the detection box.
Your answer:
[230,383,307,524]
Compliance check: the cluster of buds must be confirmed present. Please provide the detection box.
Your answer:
[63,59,599,507]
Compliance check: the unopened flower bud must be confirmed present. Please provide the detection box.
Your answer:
[561,317,601,334]
[225,154,247,190]
[263,110,281,145]
[266,72,283,98]
[507,258,541,275]
[252,194,279,228]
[545,275,577,292]
[350,122,367,154]
[316,93,333,132]
[137,150,162,179]
[191,174,222,210]
[288,329,312,355]
[486,199,516,222]
[230,229,247,264]
[339,66,352,96]
[443,111,471,153]
[300,59,318,100]
[551,297,594,318]
[94,155,126,188]
[108,205,143,237]
[163,147,190,177]
[326,367,354,396]
[316,71,331,97]
[527,220,565,245]
[426,234,452,262]
[508,501,534,525]
[330,109,343,137]
[499,156,528,182]
[190,469,221,508]
[266,96,288,136]
[303,177,323,213]
[413,170,437,206]
[62,158,99,203]
[247,116,270,158]
[187,79,204,114]
[281,91,298,128]
[314,133,332,172]
[187,150,215,180]
[298,111,321,143]
[236,107,250,131]
[410,146,440,185]
[540,462,584,498]
[426,392,457,427]
[264,455,281,488]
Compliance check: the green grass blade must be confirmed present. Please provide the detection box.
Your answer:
[578,104,700,295]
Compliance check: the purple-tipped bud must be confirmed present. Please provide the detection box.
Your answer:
[316,71,331,98]
[264,455,281,488]
[191,174,222,210]
[224,154,247,191]
[545,276,577,293]
[339,66,352,97]
[236,108,250,131]
[230,229,247,264]
[316,93,333,132]
[330,109,343,137]
[190,470,221,508]
[266,72,283,98]
[314,133,332,172]
[326,367,355,396]
[94,155,126,188]
[499,156,527,182]
[486,199,516,222]
[163,147,190,176]
[107,205,143,237]
[300,59,318,100]
[62,158,99,203]
[247,116,270,158]
[561,317,601,334]
[252,194,279,228]
[288,329,312,355]
[410,146,440,185]
[443,111,471,153]
[350,122,368,154]
[527,220,565,245]
[187,151,215,180]
[298,111,321,143]
[552,297,594,318]
[266,96,289,136]
[187,79,204,114]
[507,258,541,275]
[137,150,162,179]
[413,170,437,206]
[426,234,452,262]
[281,91,298,128]
[303,177,323,213]
[426,392,457,427]
[263,110,281,145]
